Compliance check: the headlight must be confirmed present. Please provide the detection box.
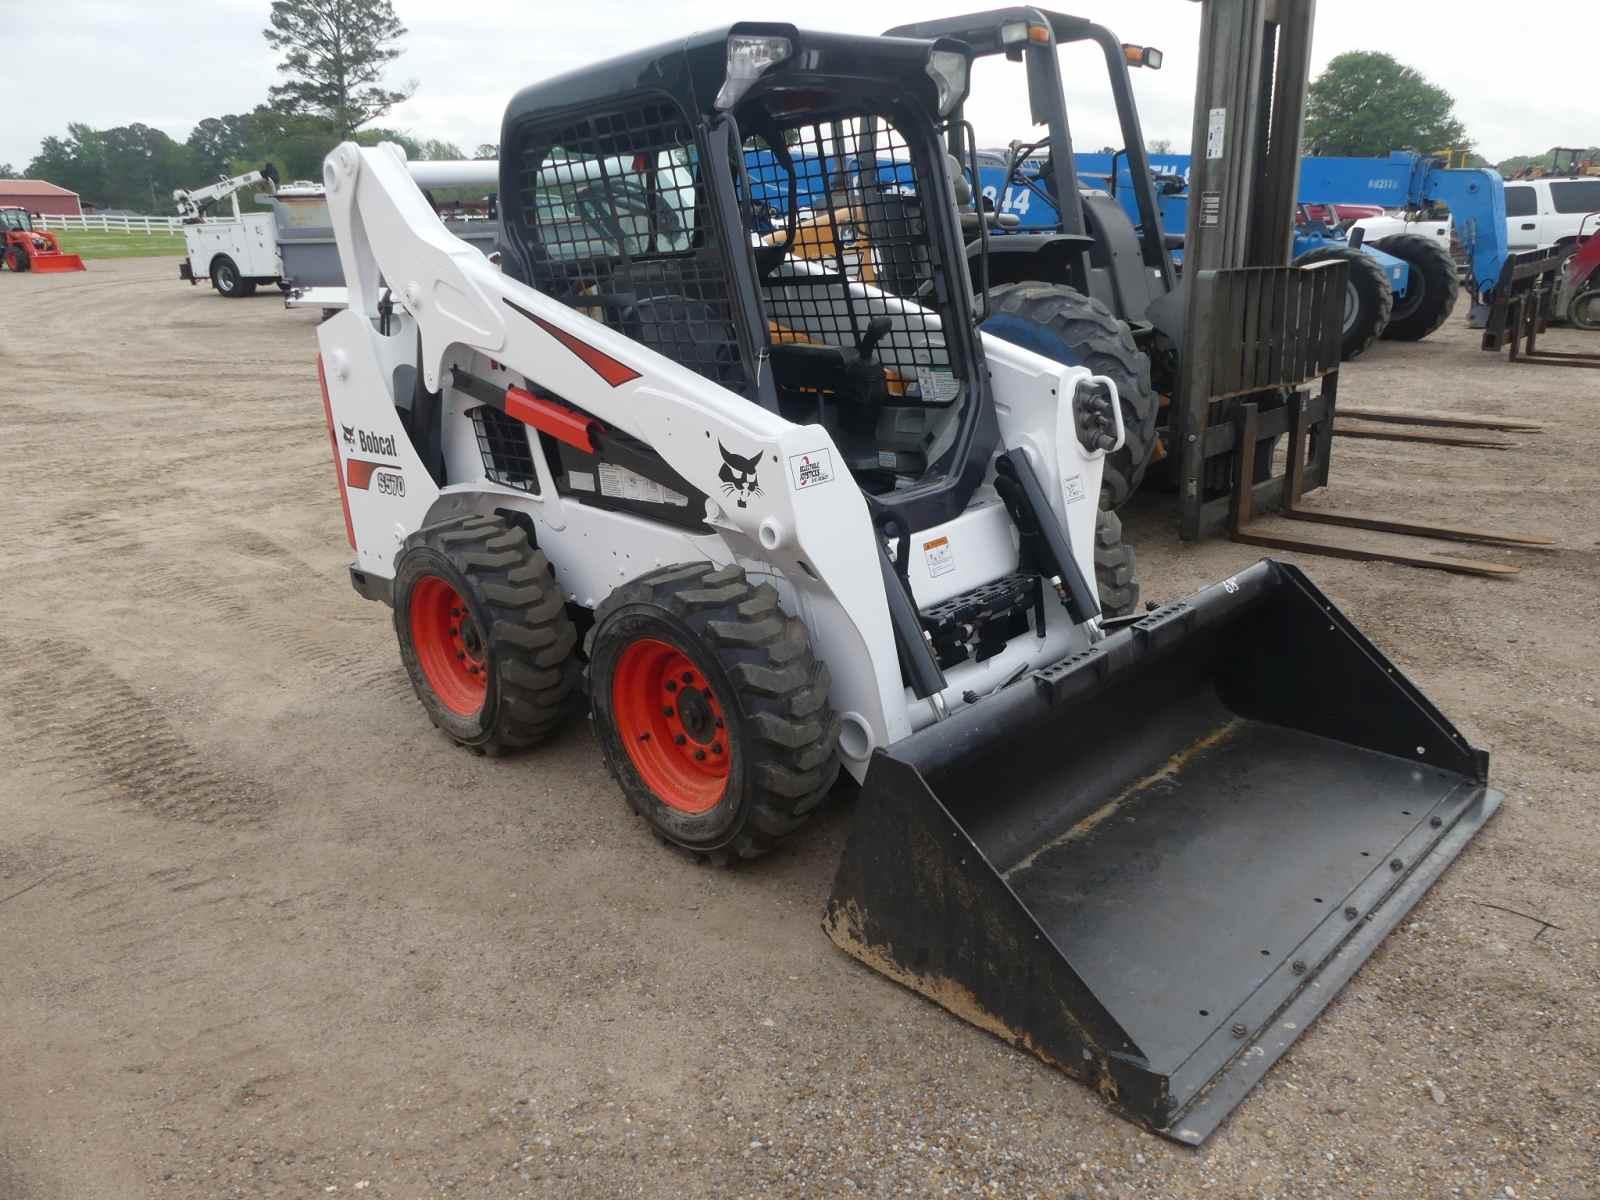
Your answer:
[925,49,970,118]
[715,34,792,111]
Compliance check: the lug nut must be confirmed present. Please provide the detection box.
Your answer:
[663,706,674,716]
[665,680,678,693]
[682,672,694,684]
[694,749,706,761]
[712,743,723,755]
[674,734,687,746]
[714,718,724,729]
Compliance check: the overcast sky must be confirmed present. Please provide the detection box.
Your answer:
[2,0,1593,182]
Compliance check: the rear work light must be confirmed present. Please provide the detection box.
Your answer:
[1123,44,1163,69]
[925,49,971,117]
[716,35,792,111]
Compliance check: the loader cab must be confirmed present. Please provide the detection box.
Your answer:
[1,208,33,234]
[497,24,997,533]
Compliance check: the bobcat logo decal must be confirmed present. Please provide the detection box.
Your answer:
[718,442,763,508]
[340,423,356,448]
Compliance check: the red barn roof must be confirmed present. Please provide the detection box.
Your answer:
[0,179,80,198]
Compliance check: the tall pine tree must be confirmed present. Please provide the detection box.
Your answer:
[263,0,414,139]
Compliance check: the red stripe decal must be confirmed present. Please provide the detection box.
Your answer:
[317,355,356,549]
[504,386,600,453]
[506,298,641,387]
[346,459,382,490]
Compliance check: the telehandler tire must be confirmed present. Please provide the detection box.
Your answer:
[982,282,1158,511]
[586,562,840,865]
[394,514,579,754]
[1376,234,1460,341]
[1293,245,1392,360]
[1094,508,1139,617]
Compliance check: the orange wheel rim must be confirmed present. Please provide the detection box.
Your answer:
[410,575,488,717]
[612,637,730,814]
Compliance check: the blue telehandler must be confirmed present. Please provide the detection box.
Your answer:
[1009,147,1512,358]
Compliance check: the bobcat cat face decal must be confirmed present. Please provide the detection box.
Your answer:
[340,423,356,448]
[718,442,763,508]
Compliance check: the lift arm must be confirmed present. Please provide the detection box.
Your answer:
[173,171,270,221]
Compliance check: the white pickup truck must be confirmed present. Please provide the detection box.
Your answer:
[1504,176,1600,250]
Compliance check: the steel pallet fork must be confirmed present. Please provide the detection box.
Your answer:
[1173,265,1553,578]
[1481,248,1600,369]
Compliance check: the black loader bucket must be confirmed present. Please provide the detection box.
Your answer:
[825,560,1501,1144]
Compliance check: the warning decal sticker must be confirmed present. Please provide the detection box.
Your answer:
[923,535,955,578]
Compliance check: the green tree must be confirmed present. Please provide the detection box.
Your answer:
[263,0,414,138]
[474,143,499,160]
[1304,52,1468,157]
[0,163,16,178]
[187,115,259,180]
[27,123,195,212]
[230,106,340,182]
[415,138,465,161]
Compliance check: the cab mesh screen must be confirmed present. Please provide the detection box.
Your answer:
[742,114,962,408]
[514,102,749,393]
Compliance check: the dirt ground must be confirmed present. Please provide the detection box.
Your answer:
[1,258,1595,1200]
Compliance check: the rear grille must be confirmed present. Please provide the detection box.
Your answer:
[470,405,539,493]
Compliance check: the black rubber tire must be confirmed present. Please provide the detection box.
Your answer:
[1570,287,1600,331]
[5,245,29,272]
[1094,508,1139,618]
[983,282,1158,510]
[586,562,840,865]
[394,513,579,753]
[1293,245,1393,360]
[210,255,255,298]
[1376,234,1460,340]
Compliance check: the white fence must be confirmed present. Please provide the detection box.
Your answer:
[34,212,184,234]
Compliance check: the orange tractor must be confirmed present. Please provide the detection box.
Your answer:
[1,208,86,273]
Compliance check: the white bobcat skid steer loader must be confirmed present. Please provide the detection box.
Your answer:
[314,24,1502,1143]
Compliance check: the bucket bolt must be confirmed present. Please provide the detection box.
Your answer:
[1344,905,1359,920]
[1390,857,1404,872]
[1292,959,1307,976]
